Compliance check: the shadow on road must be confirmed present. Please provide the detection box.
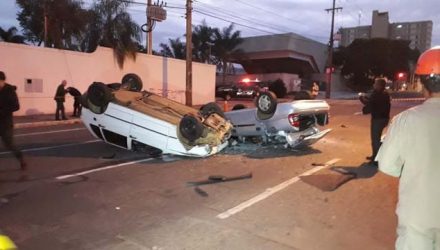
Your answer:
[330,162,379,179]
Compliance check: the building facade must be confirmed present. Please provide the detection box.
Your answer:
[339,10,433,52]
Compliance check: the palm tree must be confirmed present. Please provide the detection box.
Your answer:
[0,26,26,44]
[16,0,87,48]
[83,0,141,68]
[192,21,214,63]
[212,24,244,84]
[159,38,186,59]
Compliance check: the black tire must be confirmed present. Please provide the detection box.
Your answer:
[121,73,143,92]
[107,83,122,91]
[87,82,113,107]
[256,91,277,115]
[232,104,246,110]
[179,115,204,142]
[294,90,312,100]
[200,102,225,118]
[80,92,89,109]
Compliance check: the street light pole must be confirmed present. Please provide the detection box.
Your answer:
[185,0,193,106]
[325,0,342,99]
[146,0,152,54]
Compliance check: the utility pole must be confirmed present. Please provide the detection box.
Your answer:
[185,0,193,106]
[146,0,153,54]
[44,0,49,47]
[325,0,342,99]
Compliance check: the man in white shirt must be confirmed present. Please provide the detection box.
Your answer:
[376,46,440,249]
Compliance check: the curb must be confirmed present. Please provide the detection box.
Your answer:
[15,119,82,129]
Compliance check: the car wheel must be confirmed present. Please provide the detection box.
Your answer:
[179,115,204,142]
[232,104,246,110]
[121,73,143,92]
[87,82,113,108]
[200,102,225,118]
[256,91,277,115]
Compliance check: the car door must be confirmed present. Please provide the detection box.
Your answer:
[98,105,133,149]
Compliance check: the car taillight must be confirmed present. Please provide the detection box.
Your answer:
[288,113,300,128]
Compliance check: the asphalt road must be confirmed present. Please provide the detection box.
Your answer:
[0,99,421,250]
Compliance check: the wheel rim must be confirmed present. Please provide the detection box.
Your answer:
[258,95,271,111]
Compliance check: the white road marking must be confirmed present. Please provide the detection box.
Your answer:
[0,139,100,155]
[55,158,154,180]
[15,128,86,137]
[353,111,363,115]
[216,158,341,219]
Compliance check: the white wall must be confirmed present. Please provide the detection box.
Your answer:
[0,42,215,116]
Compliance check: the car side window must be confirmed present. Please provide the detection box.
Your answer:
[102,129,128,148]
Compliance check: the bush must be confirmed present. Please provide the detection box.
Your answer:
[268,79,287,98]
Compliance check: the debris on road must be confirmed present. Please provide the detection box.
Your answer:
[187,172,252,186]
[340,124,348,128]
[194,186,209,197]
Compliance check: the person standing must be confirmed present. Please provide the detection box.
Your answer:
[376,46,440,249]
[54,80,68,120]
[66,86,82,117]
[0,71,27,170]
[359,78,391,165]
[311,81,319,99]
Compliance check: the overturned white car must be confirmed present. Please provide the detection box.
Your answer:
[81,82,233,157]
[224,92,331,148]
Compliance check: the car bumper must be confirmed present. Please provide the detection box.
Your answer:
[285,128,332,148]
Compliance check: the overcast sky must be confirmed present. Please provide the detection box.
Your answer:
[1,0,438,50]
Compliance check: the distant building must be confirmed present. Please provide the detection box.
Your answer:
[339,10,433,52]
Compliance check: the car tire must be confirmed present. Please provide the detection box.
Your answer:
[121,73,143,92]
[179,115,204,142]
[232,104,246,110]
[200,102,225,118]
[256,91,277,115]
[87,82,113,108]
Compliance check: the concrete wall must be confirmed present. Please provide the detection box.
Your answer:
[0,42,215,116]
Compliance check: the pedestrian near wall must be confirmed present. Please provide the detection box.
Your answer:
[359,78,391,165]
[0,71,27,170]
[54,80,68,120]
[66,87,82,117]
[376,46,440,249]
[311,81,319,99]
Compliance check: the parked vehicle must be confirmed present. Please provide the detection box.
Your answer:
[216,78,267,100]
[224,92,331,148]
[81,82,233,157]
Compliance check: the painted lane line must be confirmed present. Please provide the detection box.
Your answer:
[216,158,341,220]
[55,158,154,180]
[15,128,86,137]
[353,111,363,115]
[0,139,100,155]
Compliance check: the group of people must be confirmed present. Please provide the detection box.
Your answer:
[0,73,82,174]
[361,46,440,249]
[1,46,440,249]
[54,80,82,120]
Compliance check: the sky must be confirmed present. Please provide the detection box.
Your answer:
[1,0,438,50]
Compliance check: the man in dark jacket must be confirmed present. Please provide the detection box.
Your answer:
[0,71,27,170]
[66,87,82,117]
[54,80,68,120]
[360,78,391,165]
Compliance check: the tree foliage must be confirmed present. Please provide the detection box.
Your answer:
[16,0,87,48]
[212,24,243,84]
[159,38,186,59]
[0,26,26,44]
[333,38,420,90]
[192,20,215,63]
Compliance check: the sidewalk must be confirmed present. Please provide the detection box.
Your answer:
[14,113,81,129]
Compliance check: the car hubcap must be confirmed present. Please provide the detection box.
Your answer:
[259,95,271,111]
